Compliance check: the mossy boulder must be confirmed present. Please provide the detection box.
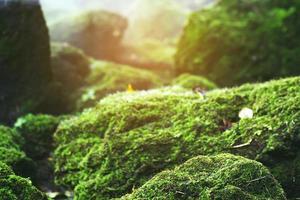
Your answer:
[121,154,286,200]
[54,77,300,199]
[50,10,127,61]
[172,73,217,90]
[14,114,61,160]
[0,162,48,200]
[51,42,90,93]
[175,0,300,86]
[77,61,163,110]
[0,125,33,178]
[0,0,51,124]
[39,43,91,114]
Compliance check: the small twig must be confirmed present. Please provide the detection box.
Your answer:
[231,139,253,149]
[175,191,185,195]
[247,175,268,184]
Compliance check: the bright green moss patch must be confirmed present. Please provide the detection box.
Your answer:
[14,114,61,160]
[172,73,217,90]
[54,77,300,199]
[77,61,163,110]
[0,125,33,177]
[121,154,286,200]
[0,162,48,200]
[50,10,127,61]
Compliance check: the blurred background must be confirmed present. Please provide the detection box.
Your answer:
[1,0,300,123]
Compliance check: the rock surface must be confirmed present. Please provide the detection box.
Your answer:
[0,0,51,124]
[54,77,300,199]
[121,154,286,200]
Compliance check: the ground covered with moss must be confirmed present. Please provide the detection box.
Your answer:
[1,1,300,200]
[54,77,300,199]
[122,154,286,200]
[0,162,48,200]
[0,125,34,178]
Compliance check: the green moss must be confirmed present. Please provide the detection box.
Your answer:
[54,77,300,199]
[51,42,90,91]
[38,42,91,114]
[120,154,286,200]
[0,125,34,177]
[77,61,163,110]
[14,114,61,160]
[175,0,300,86]
[0,162,48,200]
[50,10,127,61]
[0,1,51,124]
[172,73,217,90]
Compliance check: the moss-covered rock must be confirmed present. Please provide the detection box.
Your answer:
[14,114,61,160]
[0,0,51,124]
[172,73,217,90]
[50,10,127,61]
[0,161,48,200]
[121,154,286,200]
[175,0,300,86]
[77,61,163,110]
[0,125,33,178]
[51,42,90,92]
[117,39,176,76]
[54,77,300,199]
[39,43,91,114]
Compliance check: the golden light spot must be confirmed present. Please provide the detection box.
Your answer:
[127,84,135,93]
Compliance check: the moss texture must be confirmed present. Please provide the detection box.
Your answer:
[121,154,286,200]
[0,0,51,124]
[77,61,163,110]
[0,125,34,178]
[175,0,300,86]
[39,42,91,114]
[172,73,217,90]
[54,77,300,199]
[0,162,48,200]
[50,10,127,61]
[14,114,61,160]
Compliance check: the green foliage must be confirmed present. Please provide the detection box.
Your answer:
[0,1,51,124]
[77,61,163,110]
[54,77,300,199]
[172,73,217,90]
[39,43,91,114]
[0,125,34,177]
[14,114,61,160]
[122,154,286,200]
[50,10,128,61]
[0,162,48,200]
[175,0,300,86]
